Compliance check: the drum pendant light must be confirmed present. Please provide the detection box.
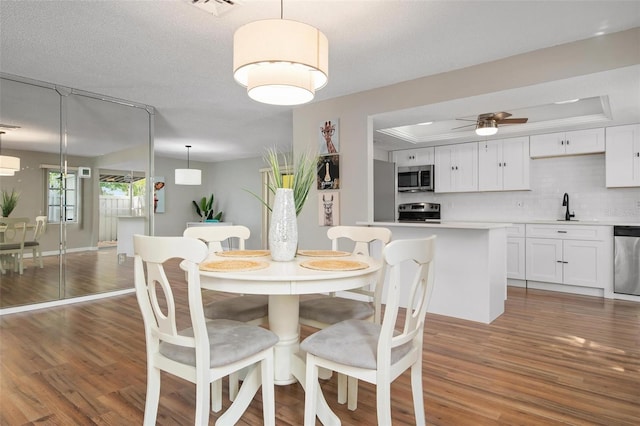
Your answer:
[233,0,328,106]
[175,145,201,185]
[0,131,20,176]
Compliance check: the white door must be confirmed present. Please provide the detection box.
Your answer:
[526,238,563,283]
[563,240,605,288]
[507,237,526,280]
[530,132,565,157]
[606,124,640,187]
[434,145,454,193]
[453,142,478,192]
[478,140,502,191]
[565,128,605,155]
[501,137,530,190]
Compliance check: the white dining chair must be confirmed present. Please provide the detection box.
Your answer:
[298,225,391,409]
[133,235,277,426]
[24,215,47,268]
[183,225,269,406]
[0,217,29,274]
[301,236,436,426]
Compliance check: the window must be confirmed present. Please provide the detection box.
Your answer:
[47,169,78,223]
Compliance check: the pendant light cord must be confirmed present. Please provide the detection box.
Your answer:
[185,144,191,169]
[280,0,283,19]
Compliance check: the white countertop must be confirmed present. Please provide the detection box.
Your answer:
[357,221,512,230]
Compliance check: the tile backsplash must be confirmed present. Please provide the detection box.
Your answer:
[398,154,640,222]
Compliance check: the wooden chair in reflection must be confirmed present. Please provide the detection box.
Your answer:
[0,217,29,274]
[24,215,47,268]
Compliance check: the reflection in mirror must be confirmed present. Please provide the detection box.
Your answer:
[0,74,153,310]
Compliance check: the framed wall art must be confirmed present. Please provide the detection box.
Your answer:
[318,191,340,226]
[154,177,165,213]
[317,154,339,190]
[319,118,339,154]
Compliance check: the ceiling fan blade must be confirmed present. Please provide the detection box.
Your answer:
[455,118,477,122]
[451,123,476,130]
[490,111,512,121]
[497,118,528,124]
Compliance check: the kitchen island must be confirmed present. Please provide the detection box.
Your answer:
[358,221,510,324]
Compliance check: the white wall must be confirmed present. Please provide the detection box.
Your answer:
[292,28,640,248]
[207,156,265,249]
[399,153,640,222]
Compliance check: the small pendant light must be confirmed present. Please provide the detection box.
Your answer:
[175,145,201,185]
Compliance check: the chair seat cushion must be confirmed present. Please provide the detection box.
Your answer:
[299,297,374,325]
[203,295,269,322]
[0,243,22,250]
[160,319,278,368]
[300,319,412,370]
[24,241,39,247]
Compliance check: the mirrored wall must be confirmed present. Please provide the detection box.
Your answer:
[0,74,154,309]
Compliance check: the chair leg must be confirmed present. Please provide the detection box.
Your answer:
[347,376,358,411]
[337,373,347,404]
[143,367,161,426]
[376,380,392,426]
[261,351,275,426]
[211,379,222,412]
[303,355,319,426]
[411,362,426,426]
[195,376,210,426]
[229,371,239,401]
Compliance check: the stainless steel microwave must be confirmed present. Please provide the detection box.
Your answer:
[397,165,434,192]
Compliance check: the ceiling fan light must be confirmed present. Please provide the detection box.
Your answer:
[233,19,328,106]
[475,120,498,136]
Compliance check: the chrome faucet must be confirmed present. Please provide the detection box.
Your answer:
[562,193,575,221]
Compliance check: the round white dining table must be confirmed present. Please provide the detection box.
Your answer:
[198,252,382,425]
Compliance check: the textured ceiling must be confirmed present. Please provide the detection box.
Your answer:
[1,0,639,162]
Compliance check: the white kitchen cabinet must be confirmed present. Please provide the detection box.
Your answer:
[392,147,435,167]
[525,224,611,289]
[478,137,530,191]
[435,142,478,192]
[529,128,605,158]
[506,224,526,280]
[605,124,640,187]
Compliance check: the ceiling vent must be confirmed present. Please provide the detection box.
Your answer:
[187,0,242,16]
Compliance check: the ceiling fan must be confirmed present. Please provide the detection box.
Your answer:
[453,112,528,136]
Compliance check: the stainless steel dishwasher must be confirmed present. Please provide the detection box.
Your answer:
[614,226,640,296]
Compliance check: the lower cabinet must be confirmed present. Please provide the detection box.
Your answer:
[506,224,525,280]
[525,224,611,289]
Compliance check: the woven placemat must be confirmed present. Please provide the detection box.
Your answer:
[216,250,270,257]
[200,259,269,272]
[299,259,369,271]
[297,250,351,257]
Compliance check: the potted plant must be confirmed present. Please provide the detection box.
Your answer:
[193,194,223,222]
[0,188,20,217]
[250,147,316,261]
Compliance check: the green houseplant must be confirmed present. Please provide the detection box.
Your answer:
[0,188,20,217]
[193,193,223,222]
[255,147,317,216]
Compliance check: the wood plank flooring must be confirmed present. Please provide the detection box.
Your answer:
[1,258,638,425]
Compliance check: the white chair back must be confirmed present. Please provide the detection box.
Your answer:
[183,225,250,253]
[327,226,392,259]
[379,236,436,363]
[32,216,47,241]
[0,217,28,244]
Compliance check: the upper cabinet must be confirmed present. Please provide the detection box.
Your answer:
[606,124,640,188]
[435,142,478,193]
[478,136,530,191]
[529,128,605,158]
[392,147,435,167]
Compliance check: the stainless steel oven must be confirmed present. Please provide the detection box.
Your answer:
[397,165,434,192]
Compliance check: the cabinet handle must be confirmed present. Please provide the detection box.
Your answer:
[556,260,563,263]
[557,230,567,233]
[451,166,455,170]
[560,140,564,145]
[503,162,507,167]
[636,152,640,157]
[498,162,502,167]
[566,140,570,145]
[563,261,569,264]
[455,166,459,170]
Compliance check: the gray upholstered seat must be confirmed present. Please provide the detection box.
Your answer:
[300,319,412,370]
[202,295,269,324]
[160,319,278,368]
[298,297,374,325]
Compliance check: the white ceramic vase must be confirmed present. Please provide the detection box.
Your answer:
[269,188,298,261]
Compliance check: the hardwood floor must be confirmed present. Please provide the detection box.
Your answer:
[1,259,638,425]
